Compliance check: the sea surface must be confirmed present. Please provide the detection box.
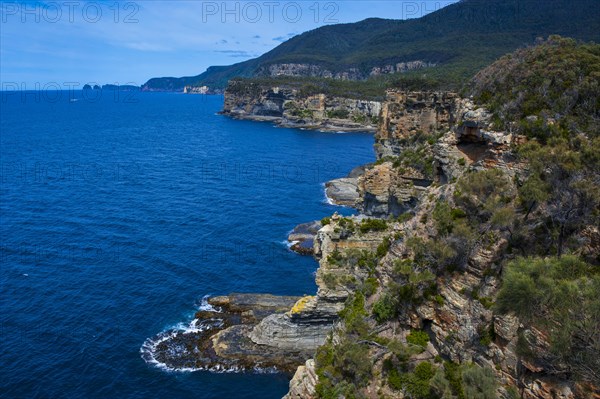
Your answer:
[0,91,374,398]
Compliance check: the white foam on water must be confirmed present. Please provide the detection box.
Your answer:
[140,295,283,374]
[320,183,335,206]
[140,295,223,372]
[195,294,221,313]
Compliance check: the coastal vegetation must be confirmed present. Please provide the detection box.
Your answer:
[309,38,600,398]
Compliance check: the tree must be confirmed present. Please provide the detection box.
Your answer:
[518,138,600,257]
[461,366,497,399]
[496,256,600,384]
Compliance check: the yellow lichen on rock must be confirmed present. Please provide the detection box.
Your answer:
[289,296,313,315]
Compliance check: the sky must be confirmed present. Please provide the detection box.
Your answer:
[0,1,457,88]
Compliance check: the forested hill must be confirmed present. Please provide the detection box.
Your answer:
[142,0,600,91]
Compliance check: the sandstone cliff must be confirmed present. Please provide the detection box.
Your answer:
[221,80,381,132]
[256,61,436,81]
[150,85,596,399]
[284,90,596,399]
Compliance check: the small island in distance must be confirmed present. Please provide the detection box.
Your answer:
[82,83,140,91]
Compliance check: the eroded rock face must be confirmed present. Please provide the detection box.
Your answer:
[325,177,360,207]
[256,60,435,81]
[375,91,458,158]
[288,221,322,255]
[283,359,317,399]
[221,81,381,132]
[280,92,588,399]
[142,294,305,373]
[324,165,369,207]
[257,63,363,81]
[370,60,437,77]
[347,91,524,218]
[215,90,594,398]
[356,162,429,217]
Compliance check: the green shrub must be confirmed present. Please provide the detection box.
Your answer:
[352,112,368,124]
[478,324,496,347]
[433,200,454,235]
[337,217,356,233]
[387,339,421,361]
[315,341,372,397]
[392,144,435,179]
[443,361,465,399]
[471,37,600,141]
[461,365,497,399]
[321,216,331,226]
[322,272,337,289]
[336,342,373,385]
[478,297,494,309]
[455,169,514,223]
[496,256,600,383]
[450,208,467,220]
[407,330,429,349]
[376,236,391,258]
[430,368,454,398]
[361,277,379,297]
[357,251,377,273]
[434,294,445,306]
[359,218,388,233]
[326,249,343,265]
[397,212,413,223]
[372,294,396,323]
[326,109,350,119]
[388,362,435,398]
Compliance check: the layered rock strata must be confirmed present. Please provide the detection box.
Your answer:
[282,91,593,399]
[151,89,586,398]
[255,61,436,81]
[288,221,322,255]
[221,81,381,132]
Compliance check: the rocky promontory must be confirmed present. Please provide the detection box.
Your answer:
[144,293,308,372]
[288,221,322,255]
[221,80,381,132]
[146,41,600,397]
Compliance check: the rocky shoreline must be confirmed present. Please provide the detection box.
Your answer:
[143,85,597,399]
[223,113,378,133]
[287,221,322,256]
[143,293,310,373]
[220,81,381,133]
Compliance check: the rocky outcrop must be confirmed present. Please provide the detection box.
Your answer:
[283,359,317,399]
[370,60,437,77]
[201,213,390,375]
[148,89,589,398]
[221,81,381,132]
[375,90,458,158]
[324,164,368,207]
[257,63,362,81]
[183,85,210,94]
[356,161,429,217]
[143,293,308,372]
[433,97,522,183]
[257,61,436,81]
[288,221,322,255]
[144,210,389,375]
[280,91,590,399]
[337,91,523,217]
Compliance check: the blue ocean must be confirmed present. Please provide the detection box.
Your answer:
[0,92,374,398]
